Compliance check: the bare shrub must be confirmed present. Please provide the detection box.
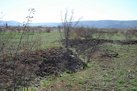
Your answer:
[59,9,81,49]
[45,27,51,33]
[0,8,43,91]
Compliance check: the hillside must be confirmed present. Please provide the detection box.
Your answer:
[77,20,137,28]
[0,20,137,28]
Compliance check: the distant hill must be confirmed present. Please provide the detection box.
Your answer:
[77,20,137,28]
[29,22,60,27]
[0,20,137,28]
[0,20,21,26]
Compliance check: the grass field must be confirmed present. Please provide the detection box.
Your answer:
[36,44,137,91]
[0,30,61,54]
[1,28,137,91]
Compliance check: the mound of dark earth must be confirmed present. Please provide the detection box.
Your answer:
[35,47,87,77]
[17,47,87,77]
[19,47,86,76]
[0,47,87,89]
[68,39,137,47]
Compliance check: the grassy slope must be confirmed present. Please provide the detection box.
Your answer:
[38,44,137,91]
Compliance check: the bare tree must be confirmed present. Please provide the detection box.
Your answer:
[61,9,73,49]
[59,9,82,49]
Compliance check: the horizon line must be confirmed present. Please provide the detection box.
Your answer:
[1,19,137,23]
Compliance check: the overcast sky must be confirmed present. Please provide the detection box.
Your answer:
[0,0,137,23]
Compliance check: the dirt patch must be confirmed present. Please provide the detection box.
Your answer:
[0,47,87,90]
[67,39,137,47]
[35,47,87,77]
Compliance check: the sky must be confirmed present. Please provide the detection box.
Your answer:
[0,0,137,23]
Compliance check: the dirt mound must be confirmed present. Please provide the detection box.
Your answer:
[35,47,87,77]
[67,39,137,47]
[18,47,87,77]
[0,47,87,90]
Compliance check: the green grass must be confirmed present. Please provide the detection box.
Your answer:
[0,31,62,54]
[39,31,62,48]
[33,44,137,91]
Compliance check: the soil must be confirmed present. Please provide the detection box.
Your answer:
[0,47,87,90]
